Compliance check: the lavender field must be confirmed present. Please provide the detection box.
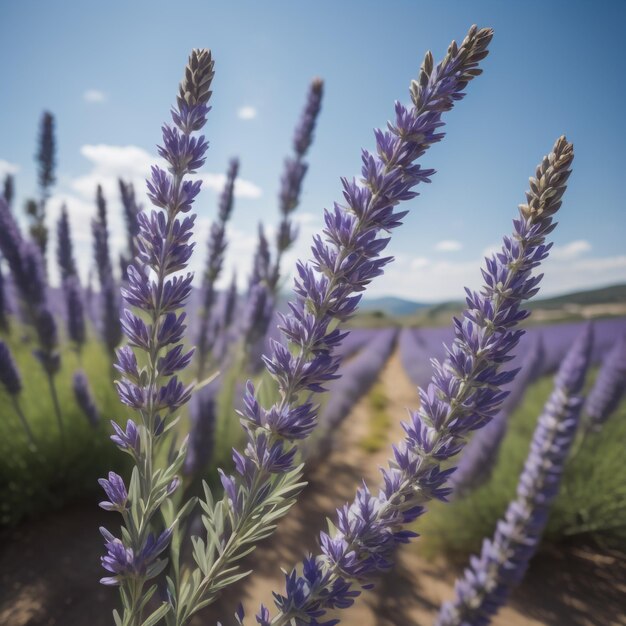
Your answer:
[1,3,626,626]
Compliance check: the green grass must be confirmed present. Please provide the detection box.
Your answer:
[359,383,391,453]
[0,325,131,526]
[416,369,626,562]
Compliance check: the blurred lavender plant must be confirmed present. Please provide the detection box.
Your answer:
[269,77,323,291]
[0,196,64,435]
[314,327,398,459]
[73,370,100,428]
[29,111,56,256]
[119,179,142,280]
[92,185,122,355]
[184,379,219,476]
[451,335,545,496]
[57,206,86,351]
[0,340,35,445]
[2,173,14,209]
[170,25,494,625]
[584,334,626,432]
[196,157,239,378]
[437,324,592,626]
[99,48,214,626]
[259,134,573,625]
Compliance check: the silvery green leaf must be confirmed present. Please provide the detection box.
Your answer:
[141,602,171,626]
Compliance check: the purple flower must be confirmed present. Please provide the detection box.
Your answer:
[437,324,592,626]
[452,334,545,496]
[98,471,128,512]
[118,179,142,278]
[110,419,141,456]
[196,157,239,377]
[263,129,574,624]
[184,379,218,475]
[56,204,77,282]
[73,370,100,427]
[65,275,86,349]
[584,334,626,431]
[3,173,14,209]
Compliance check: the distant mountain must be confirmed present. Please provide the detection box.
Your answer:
[358,296,429,316]
[528,283,626,310]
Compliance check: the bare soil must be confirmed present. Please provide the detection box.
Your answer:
[1,352,624,625]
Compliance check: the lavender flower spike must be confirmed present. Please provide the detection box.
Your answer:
[196,157,239,377]
[452,334,545,496]
[0,264,9,332]
[73,370,100,427]
[584,334,626,432]
[261,135,574,626]
[269,77,324,291]
[56,204,77,281]
[0,340,35,445]
[100,48,214,625]
[437,324,592,626]
[174,25,493,625]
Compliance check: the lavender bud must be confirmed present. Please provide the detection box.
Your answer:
[73,370,100,427]
[56,204,77,281]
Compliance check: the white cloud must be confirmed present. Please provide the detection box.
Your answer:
[237,106,257,120]
[435,239,463,252]
[551,239,592,261]
[198,172,262,199]
[43,144,262,287]
[0,159,20,177]
[366,251,626,303]
[83,89,107,103]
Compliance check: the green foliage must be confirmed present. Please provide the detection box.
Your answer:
[417,369,626,562]
[359,383,391,453]
[0,326,131,526]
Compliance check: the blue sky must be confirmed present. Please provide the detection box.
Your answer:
[1,0,625,302]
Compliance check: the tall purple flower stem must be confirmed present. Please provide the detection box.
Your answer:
[437,324,592,626]
[196,157,239,378]
[172,25,493,625]
[99,48,214,626]
[260,135,574,626]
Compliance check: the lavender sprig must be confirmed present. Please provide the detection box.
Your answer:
[437,324,592,626]
[57,204,77,281]
[30,110,56,256]
[584,334,626,432]
[260,135,574,626]
[196,157,239,377]
[119,179,142,279]
[451,335,545,496]
[100,48,214,626]
[57,207,86,351]
[269,78,324,291]
[73,370,100,428]
[92,186,122,354]
[0,340,35,445]
[172,25,493,625]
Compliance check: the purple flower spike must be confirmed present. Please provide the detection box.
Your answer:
[263,131,574,625]
[100,49,214,620]
[437,325,592,626]
[196,157,240,377]
[584,334,626,431]
[452,334,545,496]
[73,370,100,428]
[0,265,9,332]
[56,205,77,282]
